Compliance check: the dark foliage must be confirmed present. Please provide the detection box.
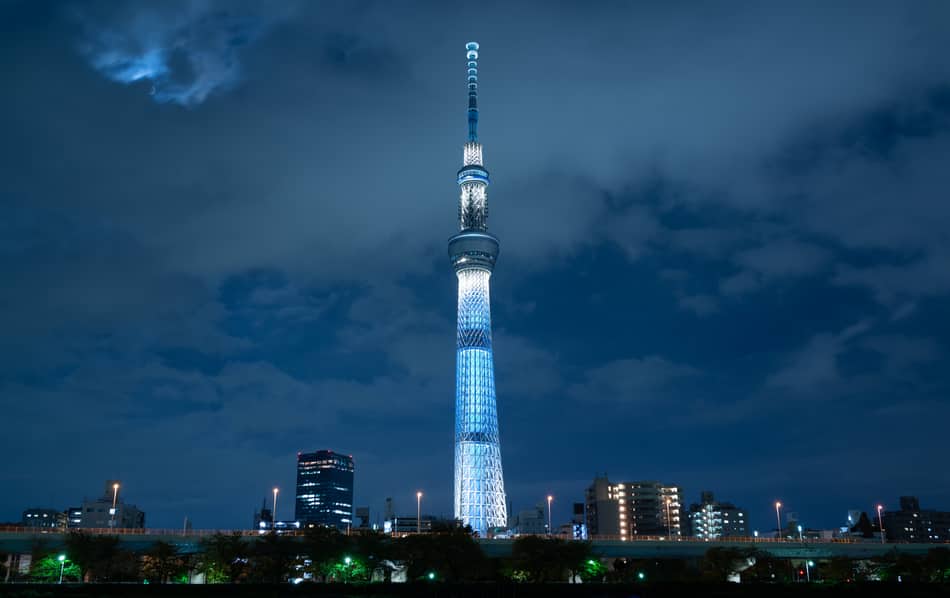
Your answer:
[64,531,139,582]
[395,526,492,581]
[509,536,593,582]
[141,540,190,584]
[198,533,249,583]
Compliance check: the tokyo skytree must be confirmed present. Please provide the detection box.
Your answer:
[449,41,508,535]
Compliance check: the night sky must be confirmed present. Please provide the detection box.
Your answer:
[3,1,950,533]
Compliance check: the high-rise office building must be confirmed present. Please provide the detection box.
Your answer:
[450,42,508,537]
[295,450,354,529]
[585,475,683,539]
[688,491,748,539]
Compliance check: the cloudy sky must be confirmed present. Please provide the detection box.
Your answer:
[2,0,950,531]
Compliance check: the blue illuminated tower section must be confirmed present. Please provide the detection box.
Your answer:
[449,42,507,535]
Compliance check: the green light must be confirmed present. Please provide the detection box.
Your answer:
[57,555,66,562]
[808,560,814,567]
[637,572,646,580]
[587,559,595,565]
[344,556,352,565]
[427,572,435,580]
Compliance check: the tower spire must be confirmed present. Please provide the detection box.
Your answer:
[466,41,479,141]
[449,42,507,537]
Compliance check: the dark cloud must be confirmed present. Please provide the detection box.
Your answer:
[3,0,950,529]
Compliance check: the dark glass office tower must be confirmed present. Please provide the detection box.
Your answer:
[295,450,354,529]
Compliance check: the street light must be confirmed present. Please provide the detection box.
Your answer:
[57,554,66,584]
[797,524,803,542]
[805,559,814,582]
[546,495,553,535]
[111,483,120,528]
[273,487,279,529]
[877,505,885,544]
[416,491,423,533]
[775,501,782,539]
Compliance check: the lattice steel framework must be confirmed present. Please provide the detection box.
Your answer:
[449,42,507,536]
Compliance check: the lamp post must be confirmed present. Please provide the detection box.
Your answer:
[775,501,782,539]
[805,559,813,582]
[877,505,885,544]
[797,524,803,542]
[416,491,423,533]
[111,483,120,528]
[272,487,279,529]
[57,554,66,584]
[547,495,553,535]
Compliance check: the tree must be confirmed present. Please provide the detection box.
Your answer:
[63,531,99,582]
[510,536,584,582]
[817,557,851,583]
[64,531,138,582]
[199,533,249,583]
[743,550,794,583]
[396,527,490,582]
[579,557,607,583]
[701,547,754,582]
[323,556,371,583]
[248,533,298,583]
[29,554,81,583]
[142,541,188,584]
[877,551,925,582]
[851,512,875,538]
[300,527,350,582]
[924,547,950,583]
[609,558,650,583]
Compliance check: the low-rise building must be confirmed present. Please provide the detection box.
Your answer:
[383,515,441,534]
[77,481,145,529]
[21,508,65,529]
[688,491,748,539]
[509,503,547,535]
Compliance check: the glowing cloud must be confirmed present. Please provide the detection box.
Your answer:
[73,1,295,106]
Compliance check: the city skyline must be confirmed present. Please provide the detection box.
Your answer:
[3,1,950,532]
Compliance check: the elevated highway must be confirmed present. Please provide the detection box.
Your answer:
[0,527,943,560]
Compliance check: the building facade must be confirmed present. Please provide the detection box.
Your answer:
[21,508,65,529]
[450,42,508,536]
[883,496,950,543]
[295,450,354,529]
[66,506,82,528]
[508,503,547,535]
[687,491,748,539]
[384,515,439,535]
[585,475,683,539]
[77,481,145,529]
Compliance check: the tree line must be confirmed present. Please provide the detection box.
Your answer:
[6,528,950,584]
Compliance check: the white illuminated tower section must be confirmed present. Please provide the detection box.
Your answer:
[449,42,507,535]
